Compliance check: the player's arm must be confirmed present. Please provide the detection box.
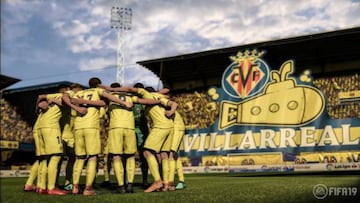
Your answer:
[70,97,106,107]
[98,84,137,93]
[37,100,50,111]
[164,100,178,118]
[135,98,161,105]
[39,93,64,104]
[61,93,87,115]
[101,92,133,109]
[158,88,170,98]
[36,94,48,104]
[48,97,63,106]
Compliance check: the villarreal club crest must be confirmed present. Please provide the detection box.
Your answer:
[215,49,325,130]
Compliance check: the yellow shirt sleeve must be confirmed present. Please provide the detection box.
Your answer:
[46,93,63,100]
[159,97,170,107]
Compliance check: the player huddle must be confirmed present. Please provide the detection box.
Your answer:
[23,77,186,195]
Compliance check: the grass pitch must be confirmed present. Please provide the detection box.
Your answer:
[1,171,359,203]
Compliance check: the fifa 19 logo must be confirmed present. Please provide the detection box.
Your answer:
[218,49,326,130]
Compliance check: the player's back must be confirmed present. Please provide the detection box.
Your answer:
[37,93,63,129]
[108,92,136,129]
[145,93,174,129]
[73,88,104,129]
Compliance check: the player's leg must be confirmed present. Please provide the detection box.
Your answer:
[160,152,170,191]
[124,154,135,193]
[82,128,101,196]
[122,155,128,186]
[37,155,48,194]
[101,142,111,187]
[64,142,75,190]
[24,159,39,192]
[83,155,98,195]
[136,128,149,187]
[112,154,126,193]
[160,128,174,191]
[43,128,67,195]
[156,152,162,177]
[139,148,149,187]
[170,128,185,191]
[61,122,75,190]
[101,153,111,186]
[37,129,48,194]
[55,145,64,188]
[108,128,126,193]
[124,129,137,193]
[167,151,176,191]
[143,150,162,193]
[47,153,67,195]
[174,153,186,190]
[143,128,172,193]
[25,129,40,192]
[72,129,86,195]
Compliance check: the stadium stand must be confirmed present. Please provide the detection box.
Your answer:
[171,91,219,129]
[1,73,358,144]
[1,73,359,169]
[313,73,360,119]
[0,98,33,143]
[1,28,359,170]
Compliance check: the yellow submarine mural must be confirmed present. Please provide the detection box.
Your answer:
[219,59,325,129]
[176,49,359,165]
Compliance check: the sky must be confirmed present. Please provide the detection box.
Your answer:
[1,0,360,90]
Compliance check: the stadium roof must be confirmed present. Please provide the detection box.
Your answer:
[137,27,360,91]
[2,81,81,94]
[0,75,20,90]
[2,81,80,125]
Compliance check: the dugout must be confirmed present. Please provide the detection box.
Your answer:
[137,27,360,92]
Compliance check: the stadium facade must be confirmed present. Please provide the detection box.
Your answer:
[137,27,360,170]
[1,27,359,172]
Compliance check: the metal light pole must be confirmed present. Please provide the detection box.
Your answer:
[110,6,132,85]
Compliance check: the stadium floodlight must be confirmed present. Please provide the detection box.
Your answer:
[111,6,132,85]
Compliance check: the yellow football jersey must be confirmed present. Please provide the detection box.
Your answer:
[137,88,173,128]
[73,87,105,130]
[37,93,63,129]
[108,92,138,129]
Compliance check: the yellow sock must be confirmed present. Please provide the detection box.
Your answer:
[37,159,47,189]
[176,159,185,182]
[26,160,39,185]
[72,158,85,185]
[85,158,97,187]
[126,156,135,183]
[168,158,176,183]
[47,155,61,190]
[113,158,124,186]
[162,159,169,184]
[103,155,110,181]
[146,154,161,181]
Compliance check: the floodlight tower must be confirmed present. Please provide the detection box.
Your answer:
[110,6,132,85]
